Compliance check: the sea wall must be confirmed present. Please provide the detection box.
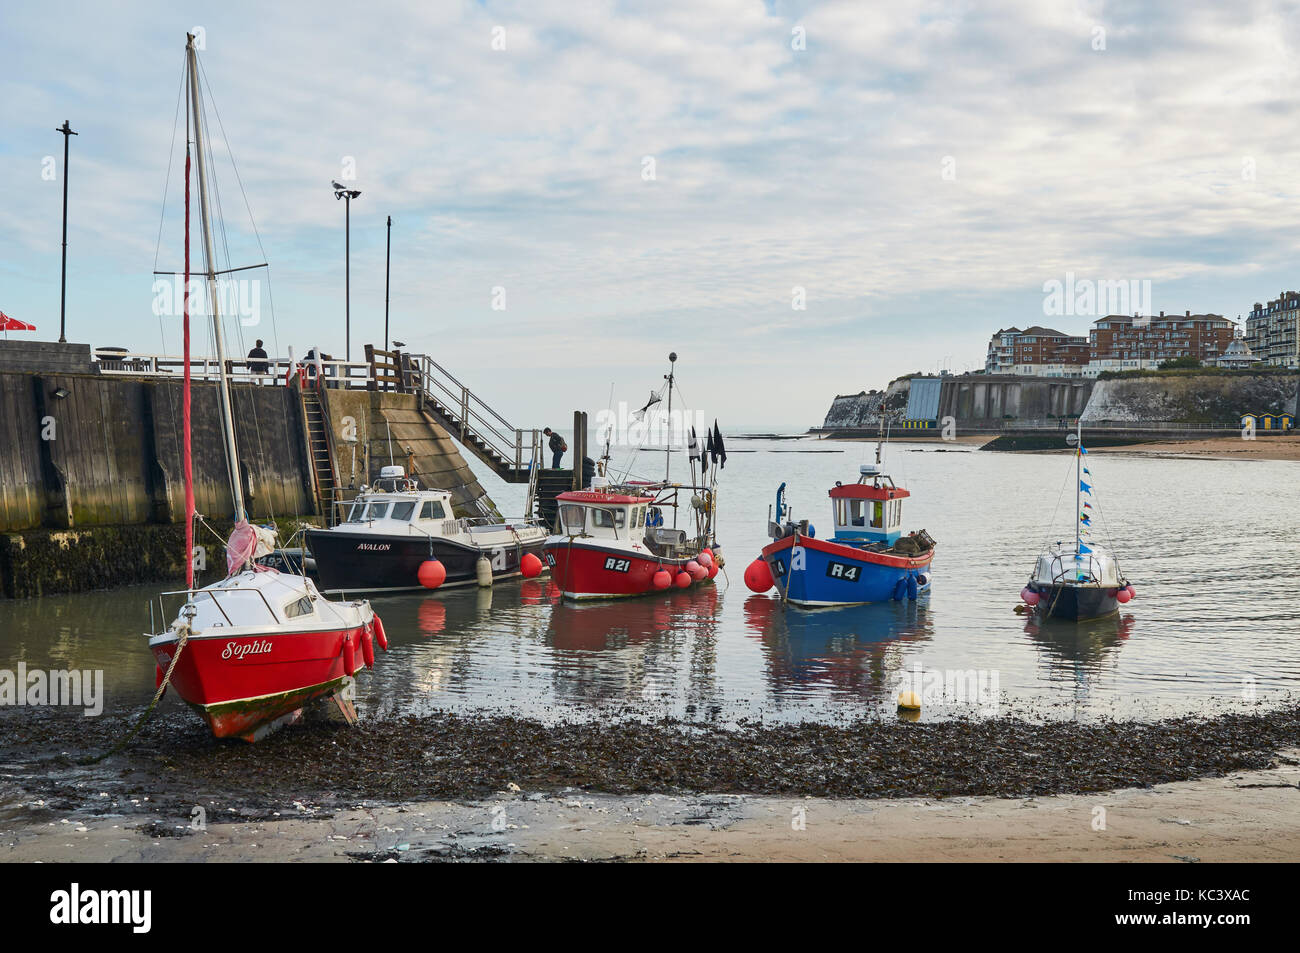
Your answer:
[0,370,502,597]
[938,375,1092,423]
[819,375,1092,430]
[1081,372,1300,424]
[0,371,313,533]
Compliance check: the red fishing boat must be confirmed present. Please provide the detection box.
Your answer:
[543,354,725,600]
[146,34,384,741]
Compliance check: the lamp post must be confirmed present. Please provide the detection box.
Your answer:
[56,120,78,343]
[384,215,392,353]
[332,181,361,361]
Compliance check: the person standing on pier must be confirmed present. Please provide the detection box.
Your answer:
[247,339,269,382]
[544,427,567,469]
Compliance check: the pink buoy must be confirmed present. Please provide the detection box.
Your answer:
[1126,585,1136,600]
[652,569,672,590]
[1021,587,1040,606]
[675,571,692,588]
[342,634,358,677]
[1116,587,1132,604]
[686,560,706,581]
[697,551,714,568]
[360,625,375,669]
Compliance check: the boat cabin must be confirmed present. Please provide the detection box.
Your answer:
[555,490,655,539]
[828,464,910,545]
[554,488,692,552]
[339,467,458,534]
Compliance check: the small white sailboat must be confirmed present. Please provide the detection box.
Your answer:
[1021,420,1135,621]
[147,34,385,742]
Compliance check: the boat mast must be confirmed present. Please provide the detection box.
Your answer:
[186,34,246,522]
[1074,416,1082,556]
[665,352,676,527]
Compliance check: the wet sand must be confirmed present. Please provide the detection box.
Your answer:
[5,753,1297,862]
[1075,434,1300,462]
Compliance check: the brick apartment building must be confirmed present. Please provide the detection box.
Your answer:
[1244,292,1300,368]
[1087,312,1235,374]
[984,313,1236,377]
[984,326,1090,376]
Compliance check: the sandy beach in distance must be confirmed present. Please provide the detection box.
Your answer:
[6,752,1297,863]
[1085,434,1300,462]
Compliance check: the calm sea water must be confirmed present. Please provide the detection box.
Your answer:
[2,437,1297,724]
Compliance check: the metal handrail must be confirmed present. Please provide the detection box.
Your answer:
[403,352,540,472]
[93,349,372,386]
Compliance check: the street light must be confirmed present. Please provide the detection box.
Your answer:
[332,181,361,361]
[56,120,78,343]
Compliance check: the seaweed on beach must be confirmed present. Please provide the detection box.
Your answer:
[3,702,1298,816]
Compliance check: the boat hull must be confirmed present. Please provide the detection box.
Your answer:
[306,529,546,593]
[1035,585,1119,622]
[150,624,370,741]
[543,539,714,600]
[760,534,933,608]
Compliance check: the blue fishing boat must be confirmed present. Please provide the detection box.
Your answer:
[744,440,936,608]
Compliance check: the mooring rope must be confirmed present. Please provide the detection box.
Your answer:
[75,625,190,766]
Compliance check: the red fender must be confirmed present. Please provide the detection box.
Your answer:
[360,624,375,669]
[342,633,357,677]
[372,613,388,651]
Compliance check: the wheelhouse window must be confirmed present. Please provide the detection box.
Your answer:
[590,508,626,532]
[558,504,586,535]
[365,502,391,521]
[850,500,867,526]
[390,501,416,521]
[419,500,447,520]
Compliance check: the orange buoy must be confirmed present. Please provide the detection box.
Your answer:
[418,559,447,589]
[744,558,774,593]
[520,552,544,578]
[653,569,672,590]
[675,571,692,588]
[706,562,719,580]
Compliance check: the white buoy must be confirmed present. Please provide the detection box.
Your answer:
[475,556,493,587]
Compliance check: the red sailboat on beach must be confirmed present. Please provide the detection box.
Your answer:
[147,35,384,741]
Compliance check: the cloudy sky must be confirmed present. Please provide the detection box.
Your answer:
[3,0,1299,428]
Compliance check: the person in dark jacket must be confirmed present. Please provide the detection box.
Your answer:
[544,427,567,469]
[247,340,269,380]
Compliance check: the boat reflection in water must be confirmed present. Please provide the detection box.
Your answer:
[542,586,722,710]
[1022,611,1135,707]
[743,594,933,705]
